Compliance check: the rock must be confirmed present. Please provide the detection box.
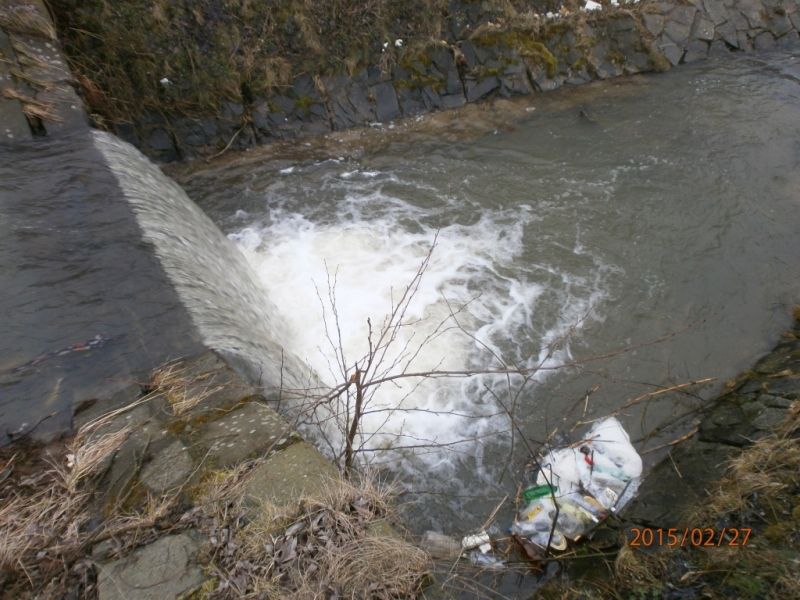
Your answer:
[691,15,716,41]
[459,41,479,70]
[709,403,745,427]
[656,35,685,65]
[761,394,794,409]
[737,30,752,50]
[643,13,667,35]
[768,13,794,37]
[670,4,700,26]
[754,345,795,373]
[292,74,315,97]
[196,400,298,468]
[708,40,731,58]
[652,0,678,14]
[240,441,339,515]
[663,18,694,47]
[97,533,207,600]
[699,422,757,446]
[703,0,731,25]
[148,129,173,152]
[753,30,778,49]
[421,86,443,111]
[140,440,195,492]
[372,81,400,122]
[752,407,787,430]
[684,39,710,61]
[777,30,800,48]
[465,75,500,102]
[716,22,741,47]
[765,377,800,399]
[441,93,466,109]
[739,0,768,28]
[200,118,217,137]
[347,84,375,122]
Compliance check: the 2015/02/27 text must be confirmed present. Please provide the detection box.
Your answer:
[629,527,751,547]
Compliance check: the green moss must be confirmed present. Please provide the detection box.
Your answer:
[294,94,314,115]
[728,573,766,597]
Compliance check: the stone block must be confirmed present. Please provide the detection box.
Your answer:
[347,84,375,122]
[644,13,667,35]
[703,0,731,24]
[664,18,694,46]
[670,4,699,25]
[465,76,500,102]
[196,400,298,468]
[240,441,339,515]
[752,407,787,430]
[421,86,443,111]
[768,13,794,36]
[460,41,479,70]
[372,81,400,122]
[739,0,768,28]
[691,15,716,40]
[141,440,195,492]
[441,93,466,109]
[777,30,800,47]
[708,38,730,55]
[684,39,710,61]
[97,533,207,600]
[716,21,740,46]
[737,29,753,49]
[148,129,173,152]
[656,34,685,65]
[754,30,778,48]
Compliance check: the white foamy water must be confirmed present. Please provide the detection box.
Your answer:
[228,173,610,476]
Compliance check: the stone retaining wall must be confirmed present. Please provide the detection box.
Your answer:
[121,0,800,162]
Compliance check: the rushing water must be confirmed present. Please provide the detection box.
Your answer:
[176,51,800,542]
[2,50,799,596]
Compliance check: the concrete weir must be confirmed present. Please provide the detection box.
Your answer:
[1,5,341,597]
[0,1,314,438]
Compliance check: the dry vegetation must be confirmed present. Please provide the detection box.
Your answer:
[193,470,431,598]
[0,364,433,599]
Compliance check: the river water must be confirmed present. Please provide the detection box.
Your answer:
[175,51,800,542]
[2,50,799,595]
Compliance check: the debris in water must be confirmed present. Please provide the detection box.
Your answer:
[510,417,642,555]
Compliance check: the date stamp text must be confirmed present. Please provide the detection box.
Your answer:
[629,527,752,547]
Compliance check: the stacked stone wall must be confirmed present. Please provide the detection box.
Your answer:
[122,0,800,162]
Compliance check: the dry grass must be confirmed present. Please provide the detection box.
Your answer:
[150,362,223,417]
[0,422,131,597]
[193,469,432,599]
[604,397,800,599]
[0,5,56,40]
[1,87,61,121]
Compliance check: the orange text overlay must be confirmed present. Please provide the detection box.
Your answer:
[629,527,752,548]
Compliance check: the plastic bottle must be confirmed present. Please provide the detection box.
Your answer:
[468,551,505,570]
[522,484,557,503]
[420,531,461,559]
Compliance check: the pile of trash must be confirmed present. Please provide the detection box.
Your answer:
[509,417,642,556]
[421,417,642,566]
